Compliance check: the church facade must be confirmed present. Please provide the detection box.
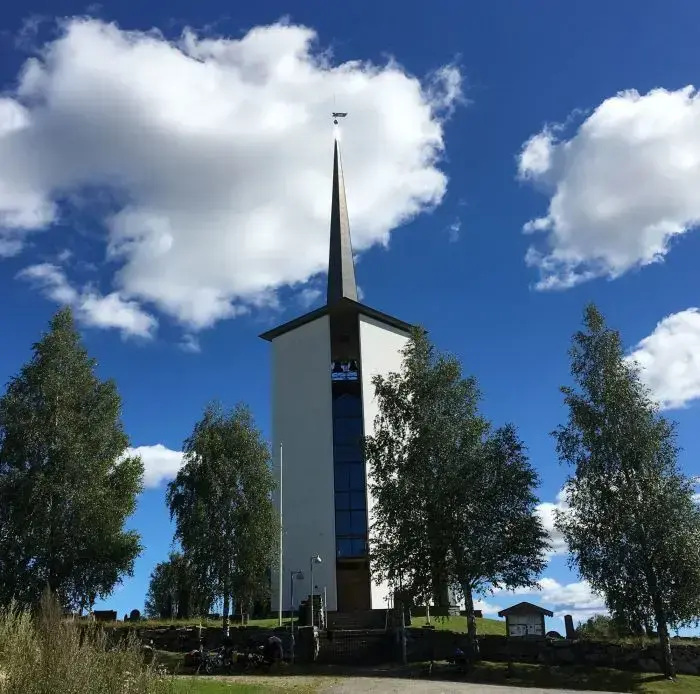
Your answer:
[260,138,413,613]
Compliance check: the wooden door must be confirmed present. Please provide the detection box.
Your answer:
[336,560,371,612]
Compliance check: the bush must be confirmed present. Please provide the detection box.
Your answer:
[577,614,632,641]
[0,592,178,694]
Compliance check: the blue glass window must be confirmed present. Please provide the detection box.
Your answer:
[335,491,365,512]
[335,511,367,539]
[351,538,366,556]
[349,510,367,534]
[333,394,362,418]
[336,538,354,557]
[350,491,366,510]
[333,417,363,446]
[333,392,367,558]
[334,462,365,491]
[335,510,351,535]
[348,464,365,490]
[335,538,368,558]
[334,444,362,463]
[335,491,349,510]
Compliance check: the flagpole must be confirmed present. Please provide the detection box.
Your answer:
[278,442,284,627]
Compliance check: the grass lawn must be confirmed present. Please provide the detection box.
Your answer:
[108,615,507,635]
[410,615,506,635]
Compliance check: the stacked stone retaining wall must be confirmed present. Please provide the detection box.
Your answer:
[405,629,700,676]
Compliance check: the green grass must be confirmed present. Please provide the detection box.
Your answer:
[409,615,506,635]
[106,615,507,633]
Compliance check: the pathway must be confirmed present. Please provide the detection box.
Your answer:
[319,679,620,694]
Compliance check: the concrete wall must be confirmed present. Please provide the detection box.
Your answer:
[271,315,337,612]
[358,314,410,610]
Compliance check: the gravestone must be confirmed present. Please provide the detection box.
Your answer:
[564,614,576,639]
[129,609,141,622]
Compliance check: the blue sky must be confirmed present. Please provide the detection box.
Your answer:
[1,1,700,632]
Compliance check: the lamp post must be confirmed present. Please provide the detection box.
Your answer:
[309,555,322,628]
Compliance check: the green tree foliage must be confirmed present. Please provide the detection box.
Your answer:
[577,613,635,641]
[554,304,700,679]
[0,308,143,612]
[144,551,213,619]
[167,402,277,634]
[365,328,548,652]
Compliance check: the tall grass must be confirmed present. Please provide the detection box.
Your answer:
[0,593,179,694]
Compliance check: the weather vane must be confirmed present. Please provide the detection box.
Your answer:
[332,111,348,125]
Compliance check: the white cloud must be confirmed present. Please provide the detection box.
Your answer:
[18,262,156,338]
[179,333,201,353]
[626,308,700,410]
[519,86,700,289]
[494,577,606,622]
[128,444,183,488]
[535,488,569,557]
[446,217,461,242]
[298,286,323,309]
[473,598,503,616]
[0,18,461,333]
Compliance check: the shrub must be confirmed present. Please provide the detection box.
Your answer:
[0,592,178,694]
[577,614,632,641]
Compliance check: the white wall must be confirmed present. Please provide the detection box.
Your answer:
[271,316,337,612]
[358,314,410,609]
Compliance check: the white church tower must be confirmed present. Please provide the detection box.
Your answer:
[260,136,413,614]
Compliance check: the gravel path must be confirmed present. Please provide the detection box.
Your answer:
[193,674,620,694]
[318,679,619,694]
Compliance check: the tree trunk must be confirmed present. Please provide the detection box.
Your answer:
[461,583,480,660]
[165,593,174,619]
[653,601,675,679]
[647,569,675,680]
[222,591,230,637]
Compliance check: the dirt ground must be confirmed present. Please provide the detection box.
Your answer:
[201,674,619,693]
[318,679,620,693]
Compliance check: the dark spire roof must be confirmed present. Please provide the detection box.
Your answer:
[327,138,358,304]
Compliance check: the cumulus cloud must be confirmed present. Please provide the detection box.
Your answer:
[494,577,606,622]
[473,598,503,616]
[0,17,460,333]
[19,262,156,338]
[535,488,569,557]
[626,308,700,410]
[519,86,700,289]
[128,444,184,488]
[446,217,461,242]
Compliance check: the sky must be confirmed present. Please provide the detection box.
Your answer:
[1,0,699,634]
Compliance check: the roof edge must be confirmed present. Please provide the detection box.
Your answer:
[258,298,414,342]
[497,602,554,618]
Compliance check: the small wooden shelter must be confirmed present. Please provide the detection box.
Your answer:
[497,601,553,638]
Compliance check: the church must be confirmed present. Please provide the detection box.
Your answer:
[260,134,413,614]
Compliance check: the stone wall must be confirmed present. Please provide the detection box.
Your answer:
[111,623,700,676]
[405,629,700,676]
[109,625,284,653]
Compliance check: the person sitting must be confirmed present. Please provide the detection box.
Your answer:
[262,635,284,665]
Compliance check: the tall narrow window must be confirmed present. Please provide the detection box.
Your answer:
[332,392,368,558]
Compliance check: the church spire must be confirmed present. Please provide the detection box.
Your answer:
[327,137,358,304]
